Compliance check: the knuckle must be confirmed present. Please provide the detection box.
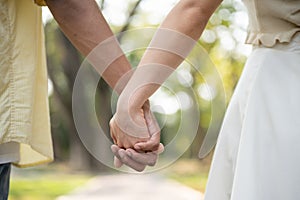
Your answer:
[122,156,129,163]
[148,156,158,166]
[152,143,160,151]
[116,141,123,148]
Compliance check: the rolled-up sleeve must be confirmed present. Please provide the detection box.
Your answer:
[34,0,47,6]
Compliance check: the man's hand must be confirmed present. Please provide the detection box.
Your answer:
[111,144,164,172]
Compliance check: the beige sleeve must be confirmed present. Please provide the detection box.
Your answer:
[34,0,47,6]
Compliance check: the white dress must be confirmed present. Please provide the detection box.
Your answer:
[204,0,300,198]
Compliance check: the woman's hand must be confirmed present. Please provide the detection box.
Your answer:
[109,102,150,149]
[110,100,164,171]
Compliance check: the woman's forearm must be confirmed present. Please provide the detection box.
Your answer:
[119,0,222,110]
[47,0,131,94]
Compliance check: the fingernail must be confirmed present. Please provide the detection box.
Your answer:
[119,150,125,158]
[127,151,132,157]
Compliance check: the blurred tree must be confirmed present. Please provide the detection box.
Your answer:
[44,0,249,170]
[46,21,96,170]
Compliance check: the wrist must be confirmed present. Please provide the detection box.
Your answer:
[114,94,149,139]
[116,91,145,116]
[112,69,133,95]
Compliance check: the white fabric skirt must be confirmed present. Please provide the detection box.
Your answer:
[204,33,300,200]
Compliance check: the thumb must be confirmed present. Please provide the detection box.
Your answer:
[135,102,161,151]
[143,101,160,137]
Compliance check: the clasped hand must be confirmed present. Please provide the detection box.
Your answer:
[110,100,163,172]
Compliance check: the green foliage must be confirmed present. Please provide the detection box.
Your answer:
[169,173,208,192]
[9,175,89,200]
[165,158,211,192]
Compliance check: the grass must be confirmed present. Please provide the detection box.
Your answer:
[9,177,88,200]
[164,158,211,193]
[7,159,212,199]
[8,164,91,200]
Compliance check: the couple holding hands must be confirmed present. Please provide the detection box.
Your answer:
[73,0,300,199]
[48,0,220,171]
[1,0,300,199]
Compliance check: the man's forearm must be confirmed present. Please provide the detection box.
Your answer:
[47,0,131,94]
[118,0,222,110]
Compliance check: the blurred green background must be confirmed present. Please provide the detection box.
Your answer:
[10,0,251,199]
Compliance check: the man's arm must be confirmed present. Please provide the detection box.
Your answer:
[46,0,131,94]
[46,0,162,170]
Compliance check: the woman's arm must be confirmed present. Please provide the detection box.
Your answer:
[121,0,222,108]
[112,0,222,149]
